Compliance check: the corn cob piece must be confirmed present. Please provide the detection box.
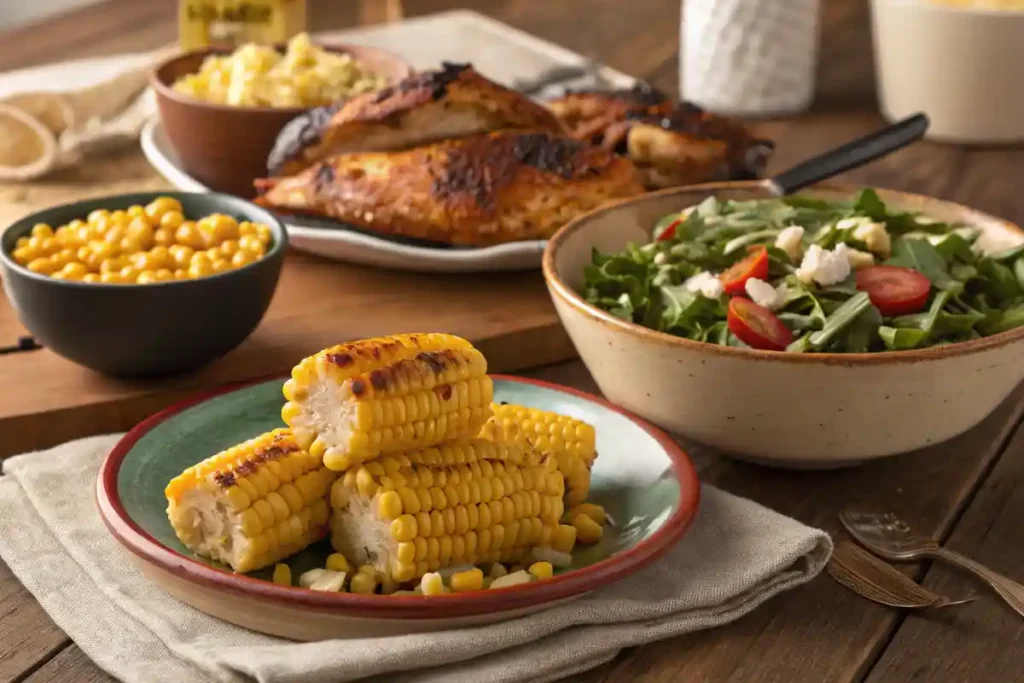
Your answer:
[480,403,597,506]
[282,333,494,472]
[328,438,565,583]
[165,429,336,573]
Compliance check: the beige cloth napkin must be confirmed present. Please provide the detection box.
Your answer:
[0,434,832,683]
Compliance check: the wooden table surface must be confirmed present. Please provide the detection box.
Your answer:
[2,1,1023,682]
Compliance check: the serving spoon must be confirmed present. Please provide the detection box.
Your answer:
[764,113,930,196]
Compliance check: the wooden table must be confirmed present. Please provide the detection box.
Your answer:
[2,1,1023,682]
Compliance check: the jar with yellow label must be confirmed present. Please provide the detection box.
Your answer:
[178,0,307,50]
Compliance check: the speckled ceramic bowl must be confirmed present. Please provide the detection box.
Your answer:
[543,181,1024,468]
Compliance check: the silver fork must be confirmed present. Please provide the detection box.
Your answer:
[841,509,1024,618]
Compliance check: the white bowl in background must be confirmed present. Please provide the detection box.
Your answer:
[871,0,1024,143]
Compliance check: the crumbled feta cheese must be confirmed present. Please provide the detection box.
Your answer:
[653,252,667,265]
[744,278,785,311]
[796,244,851,286]
[915,216,940,225]
[684,271,724,298]
[774,225,805,261]
[836,217,862,231]
[852,220,892,258]
[835,243,875,269]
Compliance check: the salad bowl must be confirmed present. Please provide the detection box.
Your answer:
[543,181,1024,468]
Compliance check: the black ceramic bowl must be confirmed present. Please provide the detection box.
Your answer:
[0,192,287,377]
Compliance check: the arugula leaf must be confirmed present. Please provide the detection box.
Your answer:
[608,293,635,321]
[776,312,820,331]
[976,258,1023,301]
[659,285,723,335]
[723,229,780,255]
[887,238,958,290]
[785,334,813,353]
[879,326,928,350]
[808,292,873,348]
[853,189,886,219]
[928,233,976,264]
[782,196,834,210]
[1015,257,1024,291]
[977,303,1024,336]
[986,243,1024,263]
[838,304,883,352]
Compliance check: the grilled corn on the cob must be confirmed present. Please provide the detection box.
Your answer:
[165,429,336,573]
[282,333,494,472]
[480,403,597,506]
[328,438,566,583]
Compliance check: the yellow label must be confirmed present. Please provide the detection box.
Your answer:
[178,0,307,50]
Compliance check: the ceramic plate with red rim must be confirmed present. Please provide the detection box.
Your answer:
[97,375,700,640]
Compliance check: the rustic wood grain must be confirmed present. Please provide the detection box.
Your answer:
[864,423,1024,683]
[0,559,68,682]
[2,1,1024,683]
[532,365,1024,683]
[0,253,575,458]
[22,646,113,683]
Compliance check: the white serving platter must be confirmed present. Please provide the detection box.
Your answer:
[0,9,637,273]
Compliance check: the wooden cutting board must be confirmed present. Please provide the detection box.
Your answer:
[0,148,575,458]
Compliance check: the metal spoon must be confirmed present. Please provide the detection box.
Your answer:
[829,541,975,610]
[765,113,929,196]
[841,508,1024,618]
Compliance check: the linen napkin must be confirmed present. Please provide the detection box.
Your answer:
[0,435,832,683]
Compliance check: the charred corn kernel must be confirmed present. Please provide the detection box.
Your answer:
[573,513,603,544]
[350,570,377,594]
[326,553,350,573]
[450,568,483,592]
[272,563,292,586]
[567,503,606,526]
[551,524,577,554]
[284,334,494,471]
[481,403,597,507]
[329,439,562,584]
[420,572,445,595]
[528,561,553,580]
[165,429,336,573]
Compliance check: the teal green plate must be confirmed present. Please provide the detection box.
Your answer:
[97,374,700,626]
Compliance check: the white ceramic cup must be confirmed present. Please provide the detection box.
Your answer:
[871,0,1024,143]
[681,0,821,116]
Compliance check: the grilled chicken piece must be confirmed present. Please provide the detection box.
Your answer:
[255,131,644,246]
[546,85,774,189]
[267,62,565,177]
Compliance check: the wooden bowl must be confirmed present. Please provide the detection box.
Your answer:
[150,44,413,198]
[543,181,1024,468]
[96,375,700,639]
[0,191,287,377]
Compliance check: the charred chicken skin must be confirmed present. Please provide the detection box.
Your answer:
[255,130,644,246]
[545,85,774,188]
[267,62,566,177]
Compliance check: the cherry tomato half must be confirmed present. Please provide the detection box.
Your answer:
[854,265,931,316]
[719,246,769,295]
[654,218,684,242]
[727,297,794,351]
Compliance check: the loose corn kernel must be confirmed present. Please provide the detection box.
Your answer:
[567,503,606,526]
[325,553,350,573]
[528,561,553,580]
[449,568,484,592]
[350,569,378,594]
[272,563,292,586]
[420,572,445,596]
[551,524,577,554]
[573,513,603,544]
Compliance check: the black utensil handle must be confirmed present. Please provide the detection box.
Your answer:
[768,113,930,196]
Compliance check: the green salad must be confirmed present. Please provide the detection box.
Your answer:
[583,190,1024,352]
